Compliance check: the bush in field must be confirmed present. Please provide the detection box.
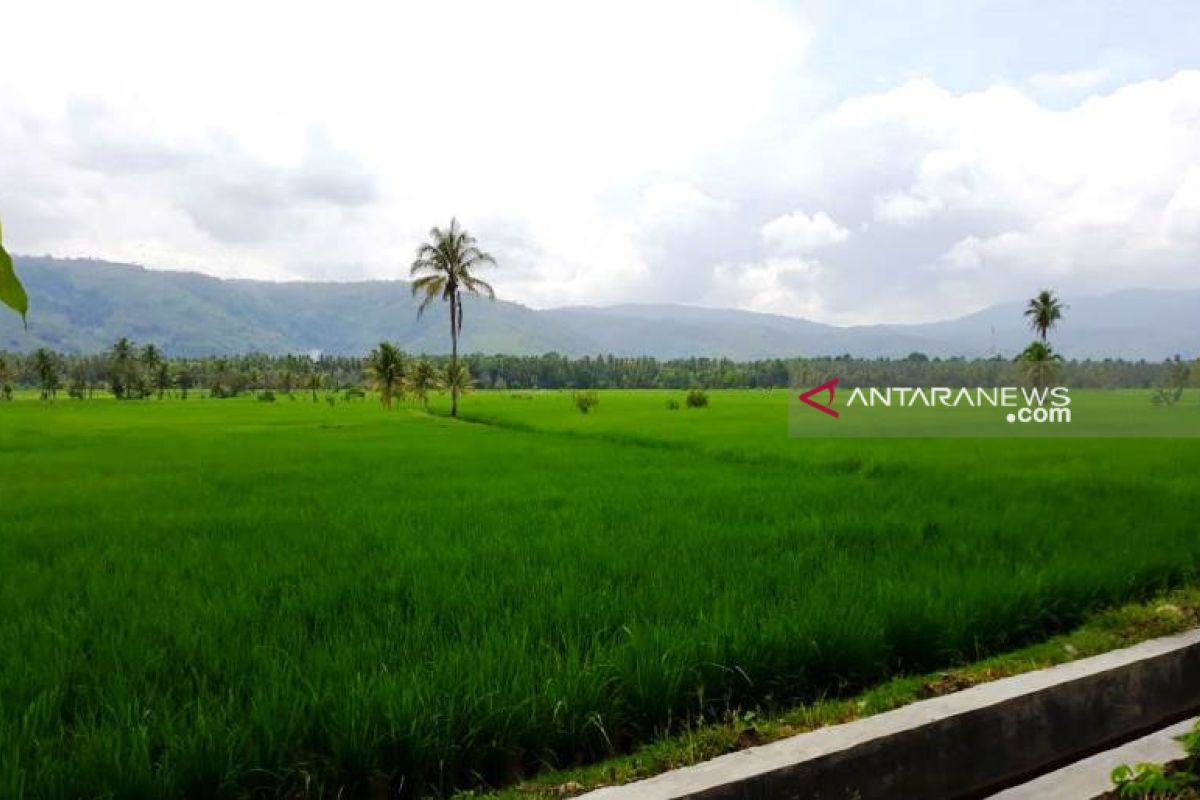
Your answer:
[666,399,680,411]
[573,390,600,414]
[685,389,709,408]
[0,354,13,400]
[257,391,276,402]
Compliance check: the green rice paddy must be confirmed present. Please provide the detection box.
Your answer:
[1,389,1197,798]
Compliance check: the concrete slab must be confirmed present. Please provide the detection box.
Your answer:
[581,629,1200,800]
[988,716,1195,800]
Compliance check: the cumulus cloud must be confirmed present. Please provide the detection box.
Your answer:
[747,70,1200,321]
[760,210,850,253]
[1162,167,1200,243]
[708,257,825,318]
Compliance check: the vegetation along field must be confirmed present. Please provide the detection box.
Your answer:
[2,389,1199,799]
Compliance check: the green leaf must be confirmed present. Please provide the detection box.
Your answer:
[0,217,29,328]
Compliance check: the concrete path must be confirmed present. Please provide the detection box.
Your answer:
[988,716,1196,800]
[580,629,1200,799]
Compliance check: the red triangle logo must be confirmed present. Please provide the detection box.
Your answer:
[798,378,839,418]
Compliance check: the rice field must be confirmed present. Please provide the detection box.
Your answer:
[1,390,1198,798]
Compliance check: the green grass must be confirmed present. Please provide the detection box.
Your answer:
[1,389,1198,799]
[488,587,1200,798]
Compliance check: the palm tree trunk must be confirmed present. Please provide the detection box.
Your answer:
[450,292,459,418]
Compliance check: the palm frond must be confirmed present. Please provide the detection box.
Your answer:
[417,292,441,318]
[410,252,442,276]
[412,276,445,318]
[461,276,495,299]
[410,274,445,293]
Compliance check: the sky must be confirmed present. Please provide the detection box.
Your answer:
[2,0,1199,324]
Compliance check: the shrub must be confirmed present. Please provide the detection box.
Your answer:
[573,390,600,415]
[685,389,709,408]
[1183,719,1200,757]
[1110,762,1196,798]
[666,399,680,411]
[257,391,276,402]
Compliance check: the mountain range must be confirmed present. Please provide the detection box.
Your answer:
[1,256,1196,360]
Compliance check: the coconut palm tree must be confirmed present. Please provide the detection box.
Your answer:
[406,358,439,409]
[31,348,60,400]
[152,362,172,400]
[305,370,324,403]
[176,365,195,400]
[365,341,406,409]
[141,344,162,371]
[410,219,496,417]
[108,337,137,399]
[1016,340,1061,389]
[442,360,474,405]
[1024,290,1066,343]
[139,344,166,399]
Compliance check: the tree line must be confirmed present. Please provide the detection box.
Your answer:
[1,343,1193,401]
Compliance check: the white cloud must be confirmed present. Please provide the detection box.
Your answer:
[1,2,1199,325]
[1028,67,1111,95]
[760,210,849,253]
[637,182,729,230]
[0,0,808,295]
[874,193,943,226]
[1162,167,1200,244]
[707,257,825,318]
[784,71,1200,319]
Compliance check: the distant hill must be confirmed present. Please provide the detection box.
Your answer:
[1,256,1197,360]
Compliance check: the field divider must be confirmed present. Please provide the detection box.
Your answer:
[446,410,807,469]
[580,628,1200,800]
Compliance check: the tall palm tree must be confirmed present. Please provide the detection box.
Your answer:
[410,219,496,417]
[1024,290,1066,343]
[366,341,406,409]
